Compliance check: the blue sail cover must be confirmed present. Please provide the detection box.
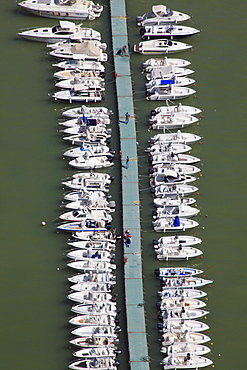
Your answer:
[161,79,175,85]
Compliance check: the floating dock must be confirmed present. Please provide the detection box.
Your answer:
[109,1,150,369]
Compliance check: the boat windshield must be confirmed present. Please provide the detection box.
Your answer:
[55,0,77,5]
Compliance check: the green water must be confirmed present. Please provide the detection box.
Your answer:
[0,0,246,369]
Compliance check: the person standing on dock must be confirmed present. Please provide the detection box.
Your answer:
[125,112,130,124]
[125,156,130,169]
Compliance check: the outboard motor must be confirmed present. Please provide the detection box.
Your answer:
[149,167,155,174]
[150,187,155,195]
[154,268,160,277]
[153,238,159,245]
[110,175,115,181]
[140,28,145,37]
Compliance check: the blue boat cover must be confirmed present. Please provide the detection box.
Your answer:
[161,79,175,85]
[173,216,180,227]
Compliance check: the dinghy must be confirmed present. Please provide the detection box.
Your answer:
[136,5,191,26]
[161,354,213,369]
[150,103,202,116]
[142,57,191,69]
[162,343,211,357]
[155,246,203,260]
[18,0,103,21]
[149,131,202,145]
[146,85,196,100]
[49,40,107,61]
[140,24,200,40]
[18,21,101,43]
[134,39,192,54]
[152,217,199,232]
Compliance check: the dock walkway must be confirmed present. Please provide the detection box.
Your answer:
[109,1,150,370]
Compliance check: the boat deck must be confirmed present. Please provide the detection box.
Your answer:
[109,1,150,369]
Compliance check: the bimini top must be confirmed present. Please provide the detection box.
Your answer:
[152,5,170,17]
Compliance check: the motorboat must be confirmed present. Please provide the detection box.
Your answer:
[134,39,192,54]
[151,153,200,165]
[54,68,104,80]
[155,246,203,260]
[154,235,201,249]
[65,198,115,212]
[49,40,107,61]
[153,196,196,208]
[69,171,113,182]
[62,122,110,135]
[73,346,119,358]
[149,130,202,145]
[159,308,209,321]
[68,154,114,170]
[18,0,103,20]
[69,281,114,293]
[63,144,113,158]
[57,219,111,232]
[146,77,196,90]
[60,208,112,222]
[140,24,200,40]
[146,85,196,100]
[62,105,113,118]
[63,134,111,146]
[55,76,105,90]
[52,89,103,103]
[67,240,116,251]
[67,248,114,261]
[69,335,119,348]
[158,297,206,310]
[70,281,115,292]
[162,343,211,356]
[155,267,203,278]
[64,189,111,202]
[149,168,197,186]
[72,229,116,242]
[149,113,198,130]
[146,142,192,155]
[59,115,110,127]
[160,277,213,289]
[62,176,112,192]
[150,163,201,176]
[152,217,199,232]
[142,57,191,69]
[151,184,199,197]
[160,354,213,369]
[150,103,202,116]
[145,66,195,79]
[67,272,116,284]
[67,291,113,304]
[136,5,191,26]
[152,204,200,219]
[71,325,118,337]
[53,60,105,73]
[160,331,211,345]
[160,319,209,334]
[18,21,101,43]
[158,289,207,300]
[68,314,116,326]
[67,260,115,273]
[69,357,119,370]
